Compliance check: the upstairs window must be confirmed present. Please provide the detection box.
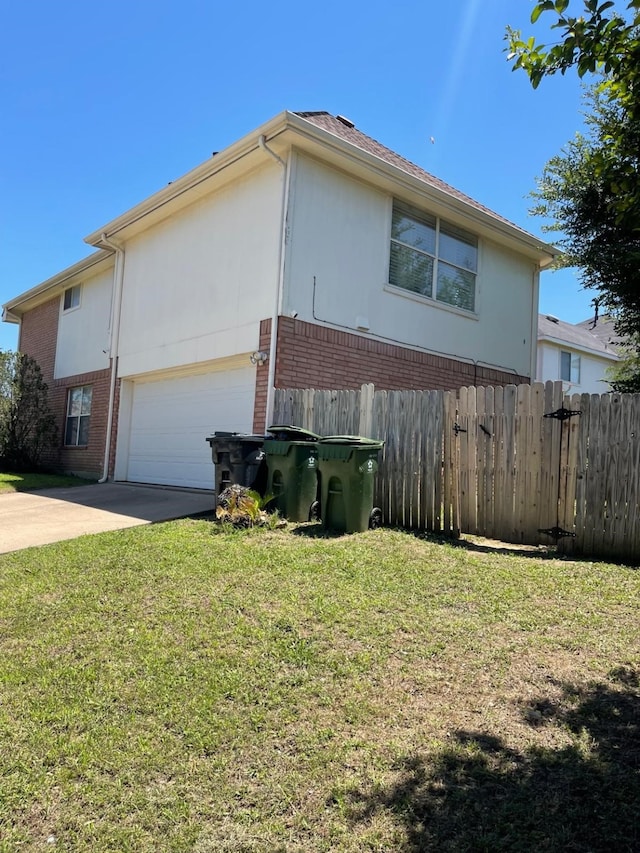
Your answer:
[389,202,477,312]
[63,284,81,311]
[560,351,581,384]
[65,386,92,446]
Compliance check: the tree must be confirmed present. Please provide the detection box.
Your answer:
[528,87,640,338]
[607,335,640,390]
[0,351,58,471]
[506,2,640,356]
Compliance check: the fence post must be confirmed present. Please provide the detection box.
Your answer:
[358,383,375,437]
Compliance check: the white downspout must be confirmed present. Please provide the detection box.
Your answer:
[98,233,125,483]
[258,134,290,431]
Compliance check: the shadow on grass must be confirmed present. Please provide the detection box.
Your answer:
[290,522,346,539]
[341,671,639,852]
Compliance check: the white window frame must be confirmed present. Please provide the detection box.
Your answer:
[560,350,581,384]
[388,201,478,314]
[63,284,81,312]
[65,385,92,447]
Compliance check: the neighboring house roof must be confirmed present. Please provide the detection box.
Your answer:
[538,314,619,361]
[575,314,627,353]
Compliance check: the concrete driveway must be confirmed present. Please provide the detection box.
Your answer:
[0,483,215,554]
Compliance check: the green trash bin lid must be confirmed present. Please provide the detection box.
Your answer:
[267,425,321,442]
[319,435,383,448]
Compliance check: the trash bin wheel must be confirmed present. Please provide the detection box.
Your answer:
[369,508,382,529]
[308,500,321,522]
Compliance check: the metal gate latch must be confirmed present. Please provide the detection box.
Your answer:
[544,407,581,421]
[538,526,576,540]
[453,423,467,435]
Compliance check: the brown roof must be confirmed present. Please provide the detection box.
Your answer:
[295,111,539,240]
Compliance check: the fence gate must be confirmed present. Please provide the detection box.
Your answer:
[452,382,580,548]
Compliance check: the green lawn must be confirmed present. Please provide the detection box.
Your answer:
[0,472,96,494]
[0,522,638,852]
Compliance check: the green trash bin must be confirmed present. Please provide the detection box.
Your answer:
[317,436,384,533]
[264,425,321,522]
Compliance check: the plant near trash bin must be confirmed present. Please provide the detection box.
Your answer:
[215,485,278,528]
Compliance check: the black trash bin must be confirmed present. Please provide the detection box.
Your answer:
[263,425,321,522]
[205,432,267,501]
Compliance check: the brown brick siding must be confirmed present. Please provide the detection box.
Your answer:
[272,316,529,394]
[52,369,118,479]
[17,298,119,478]
[252,319,273,432]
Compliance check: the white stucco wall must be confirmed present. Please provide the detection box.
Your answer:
[117,163,283,378]
[284,155,538,377]
[537,341,615,394]
[54,267,113,379]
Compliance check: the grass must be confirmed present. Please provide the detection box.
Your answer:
[0,522,638,852]
[0,471,96,494]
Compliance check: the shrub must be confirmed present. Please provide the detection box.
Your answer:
[0,350,58,471]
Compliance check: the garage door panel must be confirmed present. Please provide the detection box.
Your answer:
[126,366,255,489]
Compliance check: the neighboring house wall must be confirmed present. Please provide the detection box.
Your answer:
[116,163,282,379]
[537,340,613,394]
[283,154,538,379]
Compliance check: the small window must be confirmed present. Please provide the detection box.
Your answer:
[389,202,477,312]
[63,285,81,311]
[560,351,580,384]
[65,386,92,446]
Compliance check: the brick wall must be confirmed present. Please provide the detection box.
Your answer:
[273,316,528,393]
[252,319,272,432]
[17,298,118,478]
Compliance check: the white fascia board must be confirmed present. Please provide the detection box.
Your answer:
[538,334,619,361]
[84,112,291,246]
[283,112,557,267]
[2,249,115,318]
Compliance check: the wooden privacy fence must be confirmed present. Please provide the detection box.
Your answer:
[273,382,640,561]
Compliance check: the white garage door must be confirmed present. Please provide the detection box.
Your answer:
[126,366,255,489]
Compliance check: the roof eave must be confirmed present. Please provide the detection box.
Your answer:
[538,334,620,360]
[2,249,115,320]
[84,111,292,246]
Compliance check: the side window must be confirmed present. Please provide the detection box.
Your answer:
[560,351,581,384]
[65,386,92,446]
[389,202,478,312]
[63,284,81,311]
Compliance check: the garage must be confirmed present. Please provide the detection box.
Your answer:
[121,363,256,489]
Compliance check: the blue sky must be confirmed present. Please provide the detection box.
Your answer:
[1,0,594,352]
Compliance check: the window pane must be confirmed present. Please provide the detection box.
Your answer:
[65,416,79,446]
[81,387,93,415]
[78,415,90,446]
[63,285,80,310]
[392,206,436,254]
[439,224,477,272]
[436,263,475,311]
[69,388,83,416]
[560,351,571,381]
[571,354,581,384]
[389,243,433,297]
